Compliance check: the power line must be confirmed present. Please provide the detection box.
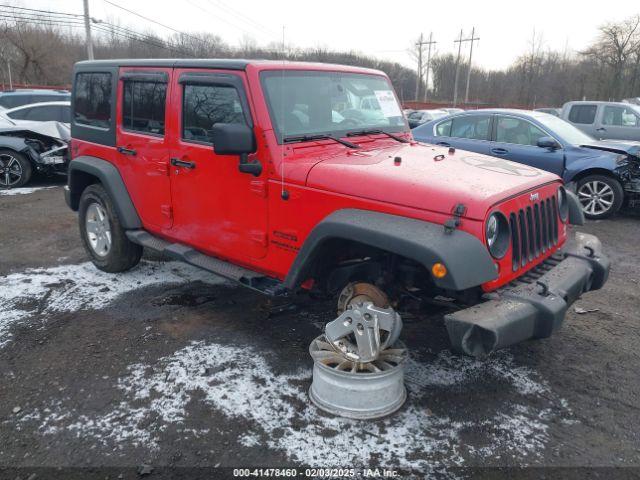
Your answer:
[202,0,279,39]
[102,0,206,46]
[0,4,82,18]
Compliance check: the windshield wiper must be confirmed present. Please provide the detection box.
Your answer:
[282,134,359,149]
[345,129,410,143]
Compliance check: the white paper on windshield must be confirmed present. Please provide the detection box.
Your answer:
[373,90,402,118]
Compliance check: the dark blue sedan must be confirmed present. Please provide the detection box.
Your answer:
[413,109,640,219]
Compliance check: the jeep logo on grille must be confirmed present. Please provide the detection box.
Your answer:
[530,192,540,201]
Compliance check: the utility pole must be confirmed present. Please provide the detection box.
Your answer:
[83,0,94,60]
[7,59,11,90]
[464,27,479,104]
[414,33,423,101]
[421,32,436,102]
[414,33,437,102]
[453,29,463,107]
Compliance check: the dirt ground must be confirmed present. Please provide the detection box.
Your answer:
[1,180,639,479]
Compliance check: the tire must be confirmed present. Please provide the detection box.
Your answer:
[78,184,142,272]
[0,149,32,188]
[576,174,624,220]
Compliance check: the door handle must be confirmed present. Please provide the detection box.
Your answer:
[596,127,606,132]
[170,158,196,169]
[436,141,450,147]
[491,148,509,155]
[116,146,137,156]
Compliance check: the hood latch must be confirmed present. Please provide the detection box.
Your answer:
[444,203,466,234]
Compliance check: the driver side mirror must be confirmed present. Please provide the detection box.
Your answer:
[537,136,561,150]
[211,123,262,176]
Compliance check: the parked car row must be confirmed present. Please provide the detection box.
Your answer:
[412,108,640,219]
[0,89,71,188]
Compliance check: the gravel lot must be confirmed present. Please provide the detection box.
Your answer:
[1,180,639,478]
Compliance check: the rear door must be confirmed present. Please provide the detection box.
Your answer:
[115,67,173,230]
[167,69,268,261]
[598,104,640,141]
[566,103,598,137]
[429,114,493,155]
[491,115,564,176]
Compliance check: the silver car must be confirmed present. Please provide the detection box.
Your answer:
[561,101,640,141]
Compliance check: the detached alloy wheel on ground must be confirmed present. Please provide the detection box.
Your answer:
[0,149,32,189]
[576,175,623,219]
[78,184,142,272]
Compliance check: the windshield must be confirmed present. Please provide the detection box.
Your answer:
[535,114,594,145]
[261,70,407,141]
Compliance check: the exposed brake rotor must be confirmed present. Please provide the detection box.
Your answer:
[337,282,389,315]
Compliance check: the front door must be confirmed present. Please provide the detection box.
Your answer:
[115,67,173,230]
[598,104,640,141]
[491,115,565,177]
[167,69,268,262]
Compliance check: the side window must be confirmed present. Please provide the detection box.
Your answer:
[568,105,597,124]
[74,72,112,128]
[602,105,640,127]
[435,119,452,136]
[6,107,31,120]
[182,84,245,144]
[122,80,167,135]
[450,115,490,140]
[496,117,546,146]
[24,105,61,122]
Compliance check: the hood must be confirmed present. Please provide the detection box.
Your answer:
[305,143,560,220]
[580,140,640,159]
[0,121,70,143]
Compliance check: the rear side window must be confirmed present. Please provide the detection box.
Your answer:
[568,105,597,124]
[182,84,245,143]
[10,105,62,122]
[122,80,167,136]
[451,115,491,140]
[74,72,112,128]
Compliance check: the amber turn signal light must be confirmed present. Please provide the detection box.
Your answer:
[431,262,447,278]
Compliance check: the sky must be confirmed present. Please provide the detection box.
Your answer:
[22,0,640,71]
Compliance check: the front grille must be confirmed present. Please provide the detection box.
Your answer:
[509,195,559,272]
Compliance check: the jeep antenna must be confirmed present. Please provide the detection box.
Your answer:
[280,25,289,200]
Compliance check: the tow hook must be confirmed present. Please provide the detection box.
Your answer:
[536,280,550,297]
[584,245,595,258]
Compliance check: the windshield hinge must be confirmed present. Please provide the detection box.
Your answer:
[444,203,466,234]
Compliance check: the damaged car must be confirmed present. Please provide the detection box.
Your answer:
[0,120,69,188]
[413,109,640,219]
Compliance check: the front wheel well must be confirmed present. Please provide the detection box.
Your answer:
[569,168,622,186]
[301,237,433,297]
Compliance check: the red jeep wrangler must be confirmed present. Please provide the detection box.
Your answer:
[65,59,609,357]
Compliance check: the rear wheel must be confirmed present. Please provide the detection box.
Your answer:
[576,175,623,219]
[0,149,32,188]
[78,184,142,272]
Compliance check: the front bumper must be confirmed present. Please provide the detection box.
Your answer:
[444,232,609,358]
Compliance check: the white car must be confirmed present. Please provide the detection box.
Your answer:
[0,101,70,126]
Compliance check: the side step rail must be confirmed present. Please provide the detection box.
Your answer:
[125,230,287,296]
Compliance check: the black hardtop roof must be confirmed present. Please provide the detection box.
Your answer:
[75,58,251,70]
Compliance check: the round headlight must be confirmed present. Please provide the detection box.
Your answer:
[557,186,568,223]
[485,212,510,259]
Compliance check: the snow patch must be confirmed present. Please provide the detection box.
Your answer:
[0,186,57,196]
[27,341,566,468]
[0,261,226,347]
